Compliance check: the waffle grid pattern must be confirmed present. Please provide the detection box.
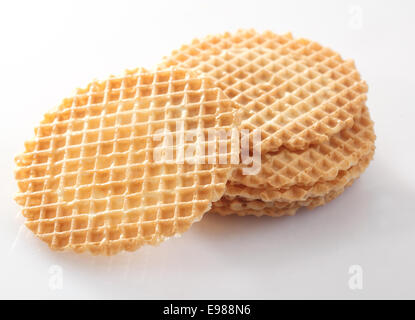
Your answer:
[15,68,239,255]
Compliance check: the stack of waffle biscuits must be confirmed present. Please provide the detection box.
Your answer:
[161,29,375,218]
[14,30,375,254]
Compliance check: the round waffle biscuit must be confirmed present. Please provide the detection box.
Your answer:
[160,29,367,152]
[225,149,374,202]
[14,68,240,255]
[210,185,348,217]
[230,105,375,189]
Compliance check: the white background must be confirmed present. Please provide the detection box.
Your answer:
[1,0,414,299]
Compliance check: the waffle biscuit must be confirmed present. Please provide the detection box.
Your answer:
[225,149,374,202]
[211,206,298,218]
[14,68,240,255]
[161,29,367,152]
[210,184,349,217]
[230,105,375,189]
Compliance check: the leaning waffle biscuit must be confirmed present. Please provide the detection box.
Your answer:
[161,29,367,152]
[225,149,374,202]
[210,183,349,217]
[14,68,240,255]
[230,105,375,189]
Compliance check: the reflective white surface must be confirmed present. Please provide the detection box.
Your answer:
[1,0,414,299]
